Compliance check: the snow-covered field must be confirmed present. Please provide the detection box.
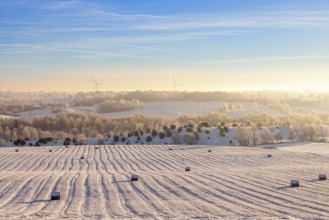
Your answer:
[18,101,285,120]
[279,142,329,155]
[0,144,329,219]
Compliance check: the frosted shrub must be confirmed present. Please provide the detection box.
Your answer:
[184,133,198,145]
[171,134,182,144]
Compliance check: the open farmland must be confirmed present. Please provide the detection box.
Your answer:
[0,144,329,219]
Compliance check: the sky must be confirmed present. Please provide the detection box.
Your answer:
[1,0,329,92]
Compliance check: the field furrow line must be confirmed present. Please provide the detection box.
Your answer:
[111,174,154,218]
[23,171,68,218]
[59,172,81,218]
[231,171,329,211]
[0,173,41,209]
[104,146,120,173]
[184,174,292,218]
[202,173,326,218]
[150,175,219,218]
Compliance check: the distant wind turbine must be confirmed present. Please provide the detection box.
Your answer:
[92,78,103,92]
[171,76,181,90]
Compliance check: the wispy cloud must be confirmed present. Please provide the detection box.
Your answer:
[0,0,31,7]
[0,31,43,37]
[41,1,80,10]
[202,55,329,64]
[0,44,151,59]
[133,11,329,31]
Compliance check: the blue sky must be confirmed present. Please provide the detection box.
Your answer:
[1,0,329,92]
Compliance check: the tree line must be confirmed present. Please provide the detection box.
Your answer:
[0,110,328,145]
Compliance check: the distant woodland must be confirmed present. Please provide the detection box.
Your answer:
[0,90,328,145]
[0,90,325,115]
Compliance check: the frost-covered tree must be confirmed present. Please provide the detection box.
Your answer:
[184,132,198,145]
[273,128,283,143]
[22,126,31,140]
[12,129,18,141]
[289,126,298,143]
[320,126,329,142]
[250,125,260,147]
[260,127,272,145]
[301,124,320,142]
[234,126,251,146]
[76,133,86,144]
[97,134,104,144]
[171,134,182,144]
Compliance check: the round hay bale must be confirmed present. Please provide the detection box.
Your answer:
[267,154,272,158]
[15,149,19,152]
[131,174,139,181]
[208,149,212,153]
[80,155,85,160]
[290,179,299,187]
[95,146,99,150]
[169,147,173,151]
[319,173,327,181]
[49,149,52,152]
[51,191,60,200]
[185,166,191,172]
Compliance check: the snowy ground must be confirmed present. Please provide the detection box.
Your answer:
[0,126,291,148]
[18,101,285,120]
[279,142,329,155]
[0,144,329,219]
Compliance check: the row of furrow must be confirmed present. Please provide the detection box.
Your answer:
[141,147,185,171]
[138,177,176,218]
[81,172,109,219]
[104,146,120,173]
[104,146,122,173]
[90,146,112,218]
[6,175,53,215]
[202,173,328,218]
[112,144,328,218]
[162,175,243,216]
[3,153,37,171]
[122,146,145,172]
[98,147,113,174]
[181,174,276,216]
[0,173,30,204]
[78,146,87,172]
[111,175,138,218]
[0,154,16,169]
[149,175,218,218]
[1,145,329,219]
[23,172,67,218]
[57,147,74,171]
[116,147,138,173]
[123,146,162,172]
[67,146,80,171]
[241,174,329,211]
[185,174,296,218]
[50,148,69,171]
[235,170,329,206]
[17,152,45,171]
[111,147,133,173]
[0,173,42,210]
[97,147,132,217]
[24,152,50,172]
[58,172,80,218]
